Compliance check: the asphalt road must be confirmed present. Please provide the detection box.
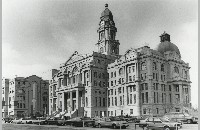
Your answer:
[2,122,198,130]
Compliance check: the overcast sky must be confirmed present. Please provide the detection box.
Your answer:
[2,0,198,107]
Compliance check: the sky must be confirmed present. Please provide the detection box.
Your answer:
[2,0,198,107]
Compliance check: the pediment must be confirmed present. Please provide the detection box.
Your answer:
[65,51,84,65]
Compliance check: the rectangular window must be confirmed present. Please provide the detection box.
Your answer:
[157,92,159,103]
[145,83,148,90]
[123,95,124,105]
[111,81,113,86]
[130,109,133,115]
[134,94,136,104]
[153,73,155,79]
[112,97,114,106]
[176,85,179,92]
[162,93,164,103]
[142,93,144,103]
[143,108,146,114]
[130,94,132,104]
[169,94,172,103]
[111,72,113,78]
[156,73,158,80]
[175,94,180,103]
[156,108,159,114]
[120,96,122,105]
[118,87,121,94]
[146,92,148,103]
[129,76,132,82]
[99,97,101,106]
[108,98,110,107]
[115,97,117,106]
[123,87,124,93]
[133,86,136,91]
[129,67,131,73]
[133,75,135,81]
[95,97,97,106]
[154,92,156,103]
[132,66,135,72]
[119,78,121,84]
[86,97,88,107]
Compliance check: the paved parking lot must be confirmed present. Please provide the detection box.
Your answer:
[2,122,198,130]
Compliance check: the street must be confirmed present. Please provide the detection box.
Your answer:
[2,122,198,130]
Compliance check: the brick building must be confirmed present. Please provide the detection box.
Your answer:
[2,75,49,118]
[49,4,191,118]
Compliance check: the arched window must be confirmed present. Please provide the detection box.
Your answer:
[161,64,164,72]
[119,68,123,75]
[141,62,147,70]
[72,67,78,75]
[174,66,179,74]
[153,62,157,70]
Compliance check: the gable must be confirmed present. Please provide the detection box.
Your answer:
[65,51,85,65]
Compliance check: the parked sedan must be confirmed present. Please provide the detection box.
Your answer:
[21,117,34,124]
[66,117,95,127]
[46,118,59,125]
[32,117,47,125]
[12,118,22,124]
[164,112,198,124]
[94,117,129,129]
[139,117,181,130]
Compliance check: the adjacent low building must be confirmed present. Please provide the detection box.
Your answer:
[2,75,49,118]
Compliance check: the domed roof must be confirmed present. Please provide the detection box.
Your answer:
[100,4,113,21]
[156,41,181,55]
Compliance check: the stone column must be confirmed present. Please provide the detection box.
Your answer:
[62,92,65,112]
[124,65,127,83]
[76,90,79,110]
[70,91,73,111]
[179,84,183,106]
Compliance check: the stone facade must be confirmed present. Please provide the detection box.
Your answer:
[49,4,191,118]
[2,75,49,118]
[2,78,10,118]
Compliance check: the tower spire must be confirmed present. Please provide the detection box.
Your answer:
[96,4,120,56]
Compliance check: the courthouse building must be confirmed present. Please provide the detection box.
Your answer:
[49,4,191,118]
[2,75,49,118]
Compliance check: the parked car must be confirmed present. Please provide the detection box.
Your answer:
[139,117,181,130]
[57,118,68,126]
[164,112,198,124]
[32,117,47,125]
[45,117,59,125]
[20,117,34,124]
[135,116,146,123]
[66,117,95,127]
[3,117,14,123]
[12,118,22,124]
[94,117,129,129]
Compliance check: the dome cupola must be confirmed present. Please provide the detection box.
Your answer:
[100,4,114,21]
[156,32,181,56]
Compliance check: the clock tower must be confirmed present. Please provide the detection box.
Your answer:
[96,4,120,56]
